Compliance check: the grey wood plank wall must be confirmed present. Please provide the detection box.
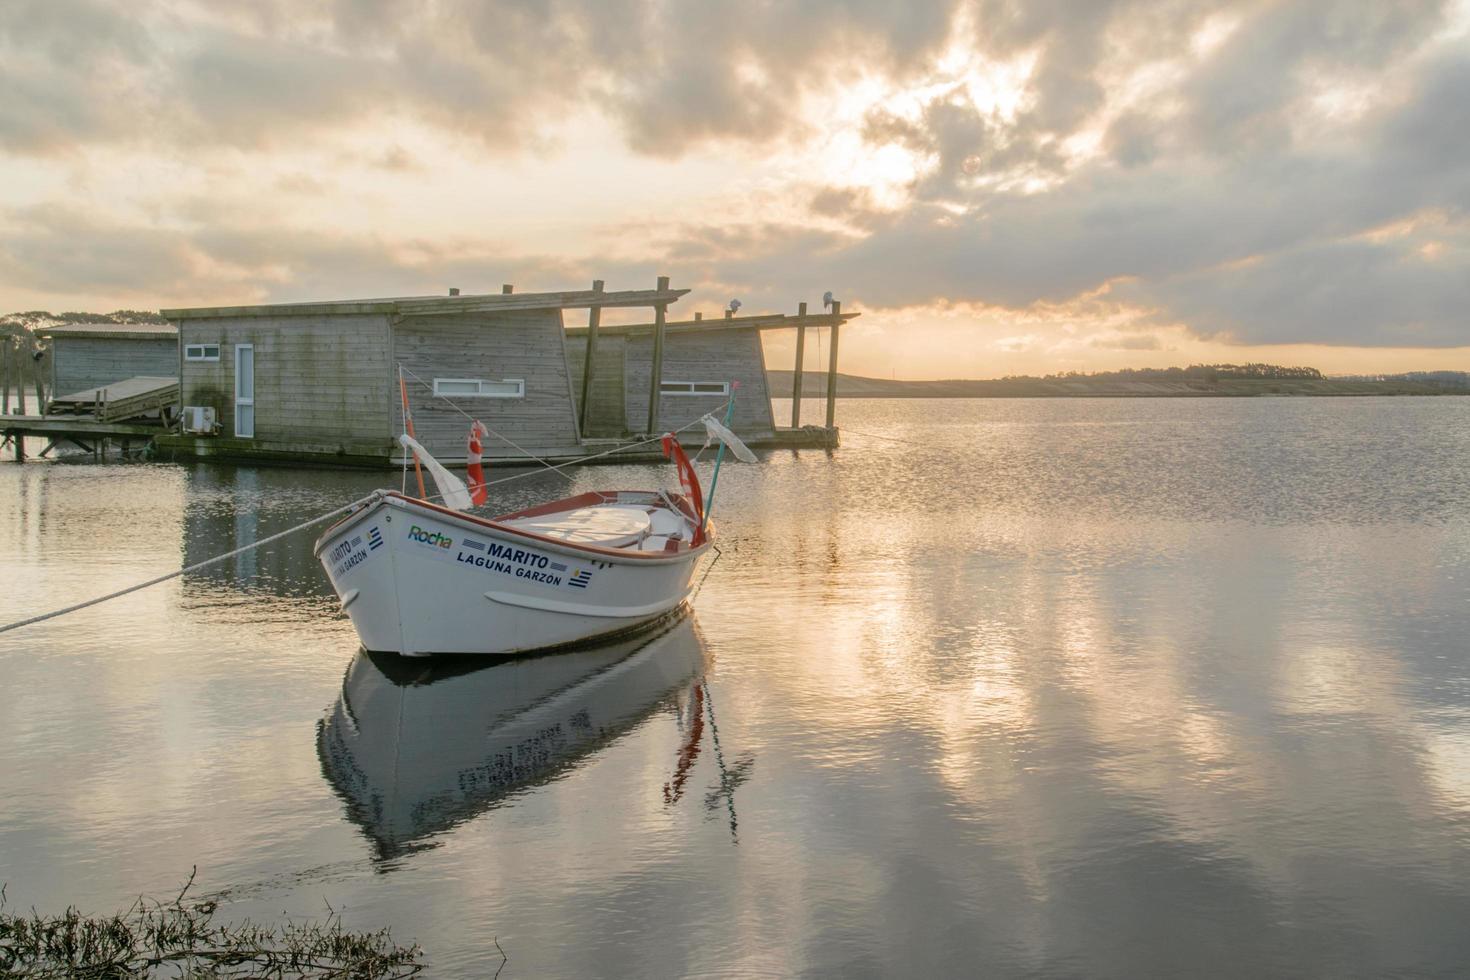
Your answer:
[623,328,776,437]
[392,309,583,459]
[565,334,628,437]
[178,314,394,452]
[51,337,177,396]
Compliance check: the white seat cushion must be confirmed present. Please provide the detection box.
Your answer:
[503,506,651,547]
[648,509,689,539]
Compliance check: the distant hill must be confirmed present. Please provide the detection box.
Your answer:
[768,370,1460,398]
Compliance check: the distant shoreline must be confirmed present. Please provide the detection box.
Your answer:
[767,370,1468,399]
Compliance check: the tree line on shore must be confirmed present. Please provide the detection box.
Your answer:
[1,311,167,414]
[1337,370,1470,388]
[1002,363,1324,383]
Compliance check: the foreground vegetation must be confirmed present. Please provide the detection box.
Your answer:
[0,873,423,978]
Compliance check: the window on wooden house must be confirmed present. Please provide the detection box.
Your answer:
[660,381,730,396]
[184,343,221,361]
[432,378,525,398]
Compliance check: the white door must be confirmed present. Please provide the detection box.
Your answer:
[234,344,255,438]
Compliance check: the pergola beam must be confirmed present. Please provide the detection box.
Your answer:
[566,310,857,337]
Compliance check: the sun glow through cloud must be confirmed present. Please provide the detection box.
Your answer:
[2,0,1468,379]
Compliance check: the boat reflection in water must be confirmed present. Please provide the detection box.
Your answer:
[318,611,709,858]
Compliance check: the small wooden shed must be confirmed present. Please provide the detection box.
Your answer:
[41,322,178,397]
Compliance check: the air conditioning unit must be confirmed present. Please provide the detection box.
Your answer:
[182,406,218,435]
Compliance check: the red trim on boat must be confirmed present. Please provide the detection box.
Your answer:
[382,491,709,560]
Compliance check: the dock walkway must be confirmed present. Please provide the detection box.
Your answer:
[1,415,165,461]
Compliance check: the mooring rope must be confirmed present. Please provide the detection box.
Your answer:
[396,362,579,483]
[0,410,726,636]
[394,362,732,484]
[834,426,908,444]
[702,676,740,843]
[0,493,378,636]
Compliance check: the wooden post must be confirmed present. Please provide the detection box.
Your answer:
[13,345,24,417]
[32,349,46,415]
[1,342,9,415]
[791,302,807,427]
[578,279,604,435]
[825,301,841,429]
[646,275,669,435]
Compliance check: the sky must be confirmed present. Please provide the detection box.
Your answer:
[1,0,1468,379]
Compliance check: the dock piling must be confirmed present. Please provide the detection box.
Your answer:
[32,349,45,414]
[792,302,807,427]
[825,301,841,429]
[13,351,24,417]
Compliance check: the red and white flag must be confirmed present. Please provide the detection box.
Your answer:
[467,420,489,506]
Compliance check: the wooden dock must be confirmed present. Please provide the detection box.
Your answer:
[152,425,839,468]
[1,415,166,461]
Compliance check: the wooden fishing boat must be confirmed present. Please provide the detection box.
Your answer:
[314,483,711,655]
[314,381,752,655]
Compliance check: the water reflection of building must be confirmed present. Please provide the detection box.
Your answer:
[179,466,353,609]
[317,612,709,859]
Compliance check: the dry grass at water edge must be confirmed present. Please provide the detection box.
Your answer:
[0,871,432,978]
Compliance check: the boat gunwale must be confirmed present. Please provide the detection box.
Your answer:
[313,490,713,565]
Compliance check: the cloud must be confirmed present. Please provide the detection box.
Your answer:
[0,0,964,156]
[787,35,1470,346]
[1137,226,1470,346]
[1177,0,1448,154]
[1091,333,1163,351]
[2,0,1467,354]
[0,196,688,312]
[0,0,161,152]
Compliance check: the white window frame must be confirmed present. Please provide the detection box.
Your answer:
[660,380,730,396]
[184,343,221,362]
[432,377,525,399]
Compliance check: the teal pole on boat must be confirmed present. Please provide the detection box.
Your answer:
[701,383,738,534]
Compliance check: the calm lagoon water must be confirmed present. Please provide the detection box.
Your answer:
[4,397,1470,977]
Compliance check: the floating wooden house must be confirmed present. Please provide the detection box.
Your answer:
[155,281,856,467]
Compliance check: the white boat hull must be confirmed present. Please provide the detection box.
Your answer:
[317,613,707,854]
[315,492,710,655]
